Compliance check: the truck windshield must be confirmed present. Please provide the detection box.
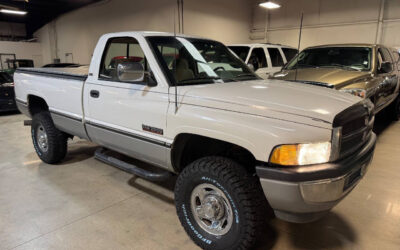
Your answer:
[285,47,372,72]
[147,37,259,86]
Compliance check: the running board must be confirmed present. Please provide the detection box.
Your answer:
[94,148,172,182]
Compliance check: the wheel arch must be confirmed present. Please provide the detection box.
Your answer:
[27,94,49,116]
[170,133,258,173]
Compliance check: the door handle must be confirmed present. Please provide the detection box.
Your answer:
[90,90,100,98]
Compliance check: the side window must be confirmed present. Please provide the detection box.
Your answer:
[268,48,284,67]
[99,37,147,81]
[378,48,393,73]
[282,48,298,62]
[248,48,268,71]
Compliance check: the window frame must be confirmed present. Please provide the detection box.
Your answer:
[267,47,285,67]
[98,36,152,86]
[248,47,268,69]
[377,47,393,74]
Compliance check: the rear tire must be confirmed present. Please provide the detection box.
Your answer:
[174,156,269,250]
[31,111,68,164]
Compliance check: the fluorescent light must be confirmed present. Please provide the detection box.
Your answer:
[259,1,281,9]
[0,9,27,15]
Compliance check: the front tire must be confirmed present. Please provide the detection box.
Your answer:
[175,157,268,250]
[31,111,68,164]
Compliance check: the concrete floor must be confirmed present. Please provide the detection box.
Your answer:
[0,112,399,250]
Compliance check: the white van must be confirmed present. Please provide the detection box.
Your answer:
[228,43,298,79]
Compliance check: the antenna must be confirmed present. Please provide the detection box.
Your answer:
[174,0,179,113]
[181,0,184,34]
[294,12,303,82]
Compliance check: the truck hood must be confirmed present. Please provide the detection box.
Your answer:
[272,68,371,89]
[179,79,361,128]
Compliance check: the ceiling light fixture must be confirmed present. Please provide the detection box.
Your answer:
[259,1,281,9]
[0,9,27,15]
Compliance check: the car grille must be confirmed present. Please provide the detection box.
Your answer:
[333,100,374,159]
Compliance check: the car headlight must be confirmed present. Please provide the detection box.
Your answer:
[269,142,331,166]
[340,88,366,98]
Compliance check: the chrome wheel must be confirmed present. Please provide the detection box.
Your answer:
[190,183,233,236]
[36,125,48,152]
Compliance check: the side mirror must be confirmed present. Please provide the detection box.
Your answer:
[379,61,392,74]
[247,63,255,71]
[117,62,144,82]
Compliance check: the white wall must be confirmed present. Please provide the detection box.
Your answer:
[34,0,252,65]
[0,41,43,68]
[251,0,400,49]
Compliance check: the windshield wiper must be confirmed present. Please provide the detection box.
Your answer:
[296,65,320,69]
[235,73,259,78]
[177,76,222,85]
[319,64,361,71]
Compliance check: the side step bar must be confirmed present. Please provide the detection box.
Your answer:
[94,148,172,182]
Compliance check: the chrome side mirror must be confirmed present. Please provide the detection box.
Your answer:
[247,63,255,71]
[117,62,144,82]
[379,61,392,74]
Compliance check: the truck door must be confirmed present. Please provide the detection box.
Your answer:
[83,36,171,169]
[375,47,398,111]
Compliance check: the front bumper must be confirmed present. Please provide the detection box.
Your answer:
[256,133,376,223]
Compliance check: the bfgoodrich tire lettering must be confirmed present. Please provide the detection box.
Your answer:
[175,156,268,250]
[31,111,68,164]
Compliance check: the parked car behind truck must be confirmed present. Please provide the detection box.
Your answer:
[228,43,298,79]
[271,44,400,118]
[14,32,376,250]
[0,71,17,112]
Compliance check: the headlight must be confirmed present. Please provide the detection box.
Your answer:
[269,142,331,166]
[340,88,366,98]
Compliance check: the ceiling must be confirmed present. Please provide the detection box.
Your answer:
[0,0,101,37]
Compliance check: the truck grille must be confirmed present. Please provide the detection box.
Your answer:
[333,100,374,159]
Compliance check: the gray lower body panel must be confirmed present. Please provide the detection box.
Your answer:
[16,100,30,117]
[50,112,89,140]
[86,124,172,172]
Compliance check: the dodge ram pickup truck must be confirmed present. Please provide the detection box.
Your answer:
[14,32,376,250]
[271,44,400,119]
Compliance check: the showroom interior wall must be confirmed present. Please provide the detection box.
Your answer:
[34,0,252,65]
[251,0,400,49]
[0,21,43,68]
[0,41,43,67]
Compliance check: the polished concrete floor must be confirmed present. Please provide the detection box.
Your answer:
[0,112,399,250]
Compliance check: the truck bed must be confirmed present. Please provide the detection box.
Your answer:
[16,66,89,81]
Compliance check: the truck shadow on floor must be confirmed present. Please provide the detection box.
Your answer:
[59,141,98,165]
[275,212,357,249]
[373,112,398,136]
[128,173,356,249]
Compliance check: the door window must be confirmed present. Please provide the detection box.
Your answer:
[99,37,147,81]
[248,48,268,71]
[268,48,284,67]
[377,48,393,73]
[281,48,298,62]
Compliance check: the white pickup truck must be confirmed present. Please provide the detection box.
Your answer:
[14,32,376,250]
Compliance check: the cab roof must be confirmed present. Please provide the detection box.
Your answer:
[103,31,209,40]
[305,44,379,49]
